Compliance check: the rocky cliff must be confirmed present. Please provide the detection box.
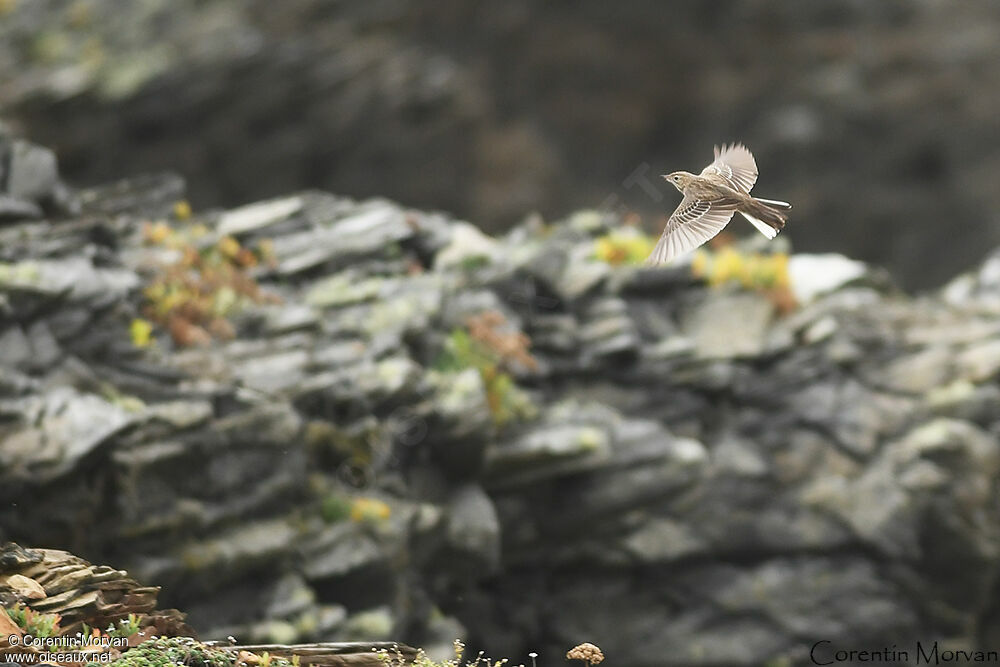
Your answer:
[3,134,1000,666]
[3,1,1000,288]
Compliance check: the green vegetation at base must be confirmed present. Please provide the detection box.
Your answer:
[6,603,61,638]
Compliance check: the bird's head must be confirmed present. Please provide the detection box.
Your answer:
[663,171,694,192]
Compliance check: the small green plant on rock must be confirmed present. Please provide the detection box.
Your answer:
[132,217,278,347]
[87,637,230,667]
[87,636,301,667]
[320,493,353,523]
[6,604,61,637]
[108,613,143,639]
[435,311,538,426]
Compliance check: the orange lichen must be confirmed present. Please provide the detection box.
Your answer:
[136,221,278,347]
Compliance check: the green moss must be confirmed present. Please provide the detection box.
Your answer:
[108,613,142,639]
[89,637,235,667]
[320,493,353,524]
[0,261,41,286]
[89,637,303,667]
[434,329,535,426]
[6,604,60,637]
[458,254,491,271]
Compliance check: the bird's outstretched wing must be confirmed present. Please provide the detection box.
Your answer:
[645,195,737,265]
[700,143,758,194]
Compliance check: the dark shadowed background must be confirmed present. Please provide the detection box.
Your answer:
[2,1,999,289]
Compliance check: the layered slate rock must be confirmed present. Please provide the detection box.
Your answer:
[6,2,1000,288]
[0,543,188,637]
[3,151,1000,665]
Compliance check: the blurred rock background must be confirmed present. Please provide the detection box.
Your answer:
[5,2,1000,666]
[3,136,1000,664]
[1,0,999,289]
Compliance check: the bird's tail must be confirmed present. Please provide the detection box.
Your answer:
[740,197,791,240]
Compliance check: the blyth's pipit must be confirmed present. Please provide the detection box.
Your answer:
[646,143,791,264]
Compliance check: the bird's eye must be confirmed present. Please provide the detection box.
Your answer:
[672,176,679,181]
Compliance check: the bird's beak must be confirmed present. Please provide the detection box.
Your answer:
[661,174,670,181]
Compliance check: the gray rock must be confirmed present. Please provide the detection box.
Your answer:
[431,369,493,442]
[26,320,62,370]
[112,402,304,539]
[232,349,310,394]
[78,172,186,219]
[0,366,38,397]
[445,484,500,574]
[2,138,1000,663]
[169,518,300,584]
[299,523,384,581]
[5,140,58,202]
[309,273,443,341]
[559,434,707,518]
[440,289,518,330]
[326,202,413,252]
[216,196,304,236]
[787,253,870,304]
[0,387,135,482]
[32,257,139,304]
[408,212,454,258]
[692,558,917,660]
[873,345,954,393]
[800,457,918,558]
[266,574,316,618]
[526,312,577,353]
[485,423,612,485]
[256,303,320,335]
[956,339,1000,382]
[577,297,640,361]
[668,358,738,391]
[306,272,396,308]
[788,378,915,457]
[276,202,412,274]
[0,195,42,220]
[641,335,694,361]
[711,435,769,478]
[338,607,395,641]
[904,317,1000,347]
[435,222,501,269]
[356,356,423,406]
[551,244,611,302]
[926,380,1000,424]
[621,516,707,562]
[681,291,774,359]
[144,400,214,430]
[310,340,368,369]
[800,315,838,344]
[185,569,335,643]
[0,325,32,370]
[616,264,695,293]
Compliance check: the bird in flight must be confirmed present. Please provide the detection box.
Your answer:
[646,143,791,265]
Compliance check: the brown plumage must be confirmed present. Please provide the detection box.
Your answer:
[646,143,791,265]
